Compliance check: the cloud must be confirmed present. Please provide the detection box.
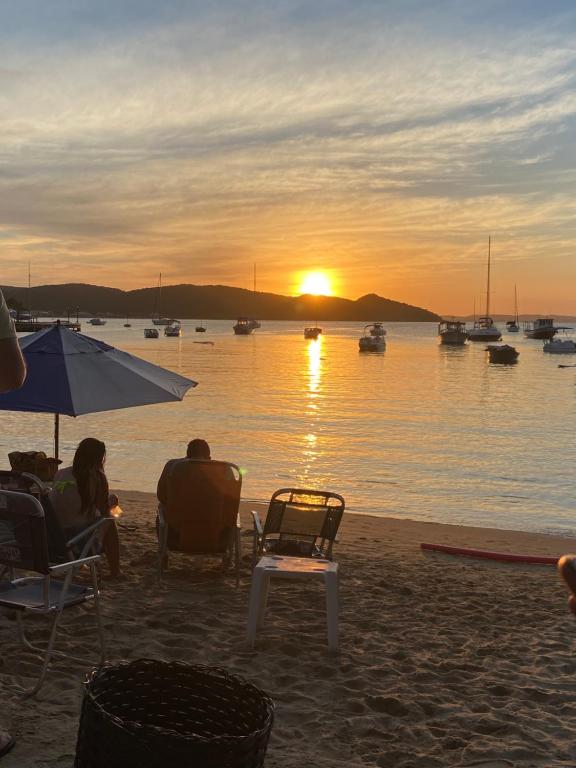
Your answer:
[0,1,575,312]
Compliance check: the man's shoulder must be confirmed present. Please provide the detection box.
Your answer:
[162,457,187,474]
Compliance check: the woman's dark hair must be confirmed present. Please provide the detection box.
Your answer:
[186,438,211,460]
[72,438,109,518]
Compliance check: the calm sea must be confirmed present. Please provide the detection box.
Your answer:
[4,320,576,534]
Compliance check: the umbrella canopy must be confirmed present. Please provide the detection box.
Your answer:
[0,323,197,457]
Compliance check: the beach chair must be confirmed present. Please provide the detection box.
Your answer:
[251,488,345,564]
[0,470,109,568]
[0,489,105,697]
[158,460,243,584]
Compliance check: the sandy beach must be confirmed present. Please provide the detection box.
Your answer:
[1,491,576,767]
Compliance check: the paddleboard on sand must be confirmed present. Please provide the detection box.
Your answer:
[420,543,558,565]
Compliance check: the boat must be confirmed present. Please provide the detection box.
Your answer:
[421,543,557,565]
[233,264,260,334]
[438,320,467,345]
[304,326,322,339]
[88,318,107,326]
[467,237,502,342]
[506,285,520,332]
[359,323,386,352]
[486,344,519,363]
[543,338,576,354]
[523,318,572,340]
[233,317,260,335]
[144,328,159,338]
[151,273,172,325]
[195,321,207,333]
[164,322,182,337]
[124,322,131,328]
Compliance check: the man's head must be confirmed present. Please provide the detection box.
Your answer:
[186,439,211,460]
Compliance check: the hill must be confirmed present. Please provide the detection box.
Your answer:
[0,283,440,322]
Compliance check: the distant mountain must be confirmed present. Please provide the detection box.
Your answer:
[1,283,440,322]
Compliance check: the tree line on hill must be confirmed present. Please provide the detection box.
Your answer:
[1,282,440,322]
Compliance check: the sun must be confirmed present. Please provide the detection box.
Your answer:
[299,271,333,296]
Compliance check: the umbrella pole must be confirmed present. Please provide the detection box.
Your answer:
[54,413,59,460]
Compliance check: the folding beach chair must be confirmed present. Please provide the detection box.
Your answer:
[0,470,108,567]
[158,460,243,584]
[0,489,105,697]
[251,488,345,564]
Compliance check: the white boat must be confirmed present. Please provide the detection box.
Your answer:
[144,328,159,338]
[164,322,182,337]
[88,318,107,326]
[543,338,576,354]
[438,320,467,345]
[506,286,520,332]
[467,237,502,342]
[359,323,386,352]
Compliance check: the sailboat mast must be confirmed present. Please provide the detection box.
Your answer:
[28,260,31,315]
[485,236,491,318]
[253,263,256,294]
[514,284,518,323]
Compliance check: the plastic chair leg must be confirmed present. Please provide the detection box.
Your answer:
[324,570,339,652]
[247,568,268,648]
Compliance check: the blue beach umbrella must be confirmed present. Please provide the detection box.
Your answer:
[0,323,197,459]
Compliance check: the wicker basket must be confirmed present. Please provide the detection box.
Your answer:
[74,659,274,768]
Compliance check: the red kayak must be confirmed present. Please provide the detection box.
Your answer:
[420,542,558,565]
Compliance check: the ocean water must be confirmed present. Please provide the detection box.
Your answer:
[3,320,576,534]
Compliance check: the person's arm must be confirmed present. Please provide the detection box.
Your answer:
[0,291,25,392]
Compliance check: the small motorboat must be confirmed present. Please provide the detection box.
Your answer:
[438,320,467,345]
[144,328,159,339]
[164,322,182,337]
[486,344,519,364]
[233,317,260,335]
[124,323,132,328]
[88,318,107,326]
[304,326,322,339]
[543,338,576,354]
[196,321,207,333]
[359,323,386,352]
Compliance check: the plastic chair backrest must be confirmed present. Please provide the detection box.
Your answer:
[166,460,242,553]
[0,490,49,574]
[264,488,345,547]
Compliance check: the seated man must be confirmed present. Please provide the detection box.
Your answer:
[157,438,212,508]
[157,439,240,556]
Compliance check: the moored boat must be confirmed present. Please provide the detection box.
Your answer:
[304,326,322,339]
[438,320,467,345]
[543,338,576,354]
[523,318,571,340]
[164,322,182,337]
[506,285,520,332]
[233,317,260,335]
[88,318,107,326]
[359,323,386,352]
[467,237,502,342]
[144,328,159,338]
[486,344,519,363]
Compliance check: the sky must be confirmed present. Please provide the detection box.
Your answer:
[1,0,576,315]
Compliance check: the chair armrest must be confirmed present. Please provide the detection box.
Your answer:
[49,554,101,573]
[66,518,111,548]
[251,510,263,536]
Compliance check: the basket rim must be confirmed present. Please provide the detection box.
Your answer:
[82,659,275,745]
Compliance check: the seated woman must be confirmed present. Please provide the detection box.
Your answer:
[49,437,121,577]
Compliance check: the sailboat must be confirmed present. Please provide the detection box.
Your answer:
[506,286,519,332]
[233,264,261,335]
[195,320,207,333]
[151,273,172,325]
[467,237,502,342]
